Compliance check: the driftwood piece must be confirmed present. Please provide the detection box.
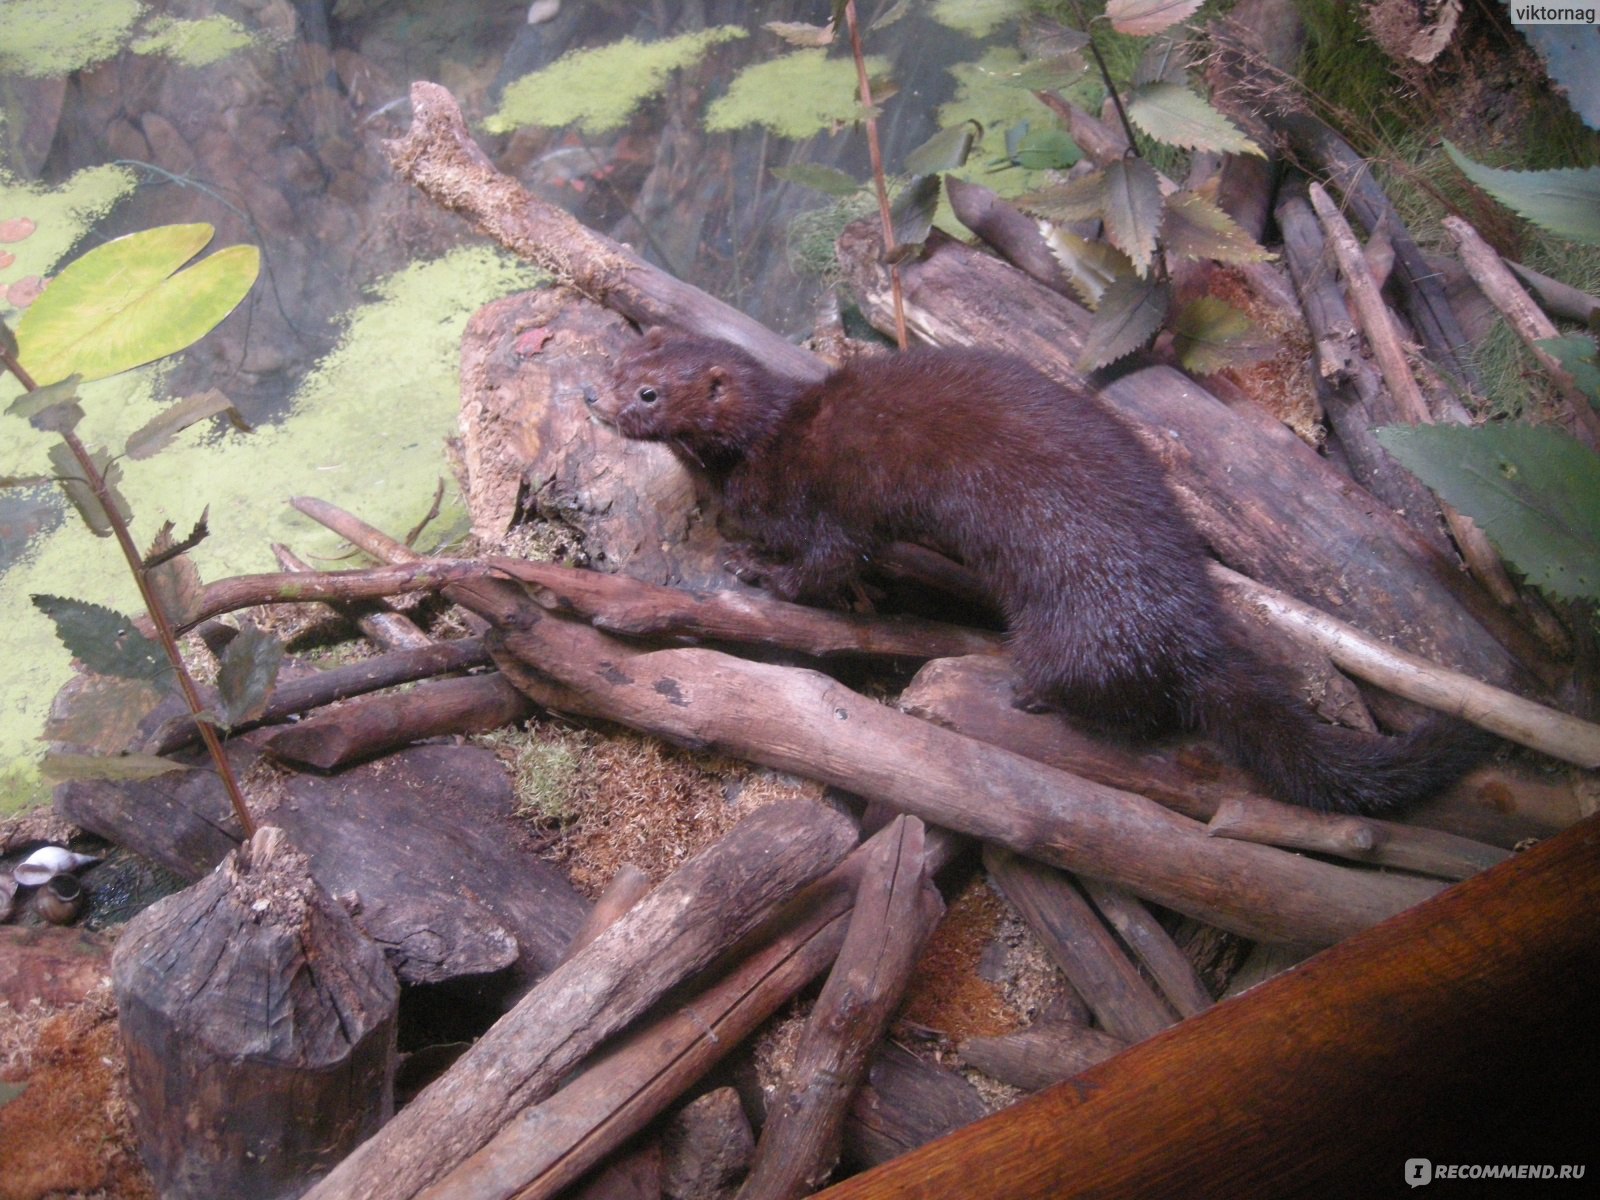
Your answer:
[305,800,858,1200]
[149,636,492,754]
[257,672,533,770]
[1075,878,1213,1019]
[842,1041,991,1171]
[112,826,398,1200]
[836,223,1538,690]
[1207,796,1510,881]
[414,822,962,1200]
[944,177,1088,305]
[384,81,823,383]
[984,847,1175,1044]
[1507,259,1600,324]
[739,817,944,1200]
[488,608,1443,945]
[814,811,1600,1199]
[61,742,589,991]
[959,1020,1128,1093]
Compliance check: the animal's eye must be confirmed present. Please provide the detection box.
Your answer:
[637,386,659,405]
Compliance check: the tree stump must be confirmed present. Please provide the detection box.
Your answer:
[112,826,399,1200]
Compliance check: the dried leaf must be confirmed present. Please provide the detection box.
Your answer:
[32,594,170,682]
[1126,82,1263,157]
[1041,227,1133,307]
[41,752,189,783]
[889,173,942,254]
[215,619,284,728]
[1161,189,1276,265]
[764,20,834,47]
[124,388,240,459]
[1078,275,1169,371]
[142,519,207,627]
[1103,157,1165,276]
[6,374,83,433]
[1019,168,1106,225]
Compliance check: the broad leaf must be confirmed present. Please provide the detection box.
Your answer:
[1041,227,1133,307]
[15,223,261,386]
[771,163,863,196]
[1375,422,1600,603]
[125,388,241,459]
[1535,334,1600,404]
[1019,169,1106,224]
[32,594,171,682]
[6,374,83,433]
[1103,157,1165,276]
[889,173,942,257]
[47,441,130,538]
[1172,296,1270,375]
[143,519,207,627]
[215,620,284,728]
[1126,83,1263,157]
[1444,143,1600,244]
[903,120,981,176]
[1161,189,1275,265]
[1078,275,1169,371]
[1106,0,1205,36]
[764,20,834,47]
[1002,121,1082,170]
[41,752,189,783]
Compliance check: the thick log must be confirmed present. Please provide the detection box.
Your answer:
[305,800,858,1200]
[836,223,1540,690]
[739,817,944,1200]
[959,1020,1128,1093]
[984,847,1175,1044]
[488,608,1443,945]
[112,826,398,1200]
[814,811,1600,1200]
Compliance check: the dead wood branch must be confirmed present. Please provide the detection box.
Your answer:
[959,1020,1128,1093]
[305,800,858,1200]
[1075,878,1214,1019]
[273,542,436,650]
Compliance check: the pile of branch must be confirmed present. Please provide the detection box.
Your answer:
[58,51,1600,1200]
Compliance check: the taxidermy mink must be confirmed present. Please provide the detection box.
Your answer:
[590,329,1490,814]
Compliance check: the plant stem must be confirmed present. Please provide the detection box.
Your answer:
[843,0,908,349]
[1068,1,1143,158]
[0,349,257,837]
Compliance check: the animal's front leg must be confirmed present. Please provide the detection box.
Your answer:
[758,524,870,604]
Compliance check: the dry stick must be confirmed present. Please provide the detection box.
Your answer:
[1306,182,1521,610]
[1075,878,1214,1020]
[1444,214,1600,451]
[559,864,652,963]
[417,823,962,1200]
[842,0,906,350]
[739,816,944,1200]
[984,847,1176,1044]
[1207,796,1509,881]
[273,542,436,650]
[1213,564,1600,767]
[959,1021,1128,1093]
[384,81,825,382]
[303,800,858,1200]
[1506,259,1600,324]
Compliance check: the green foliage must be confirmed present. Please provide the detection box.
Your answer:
[1375,423,1600,605]
[1537,335,1600,404]
[213,620,284,729]
[1171,296,1270,376]
[15,223,260,386]
[31,594,168,681]
[1444,143,1600,245]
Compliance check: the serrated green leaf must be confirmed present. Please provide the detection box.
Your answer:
[1103,157,1165,276]
[1375,423,1600,603]
[1079,275,1169,371]
[1106,0,1205,37]
[41,751,189,783]
[6,374,84,433]
[1172,296,1271,375]
[1126,83,1263,157]
[903,120,981,176]
[1161,189,1276,265]
[215,620,284,728]
[143,518,207,627]
[770,163,864,196]
[1041,227,1134,307]
[32,594,171,682]
[1535,335,1600,404]
[47,441,131,538]
[1020,169,1107,225]
[125,388,240,459]
[1444,143,1600,245]
[15,223,261,386]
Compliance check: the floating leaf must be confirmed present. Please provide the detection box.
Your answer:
[1002,121,1082,170]
[1161,189,1276,265]
[1126,82,1263,157]
[903,120,982,176]
[41,752,189,783]
[215,620,284,728]
[1172,296,1271,375]
[47,441,130,538]
[1444,143,1600,244]
[1535,334,1600,404]
[15,223,261,386]
[1102,157,1165,276]
[770,163,864,196]
[1079,275,1169,371]
[32,595,170,682]
[1041,227,1133,307]
[6,374,83,434]
[124,388,241,459]
[1375,423,1600,603]
[889,174,942,257]
[1105,0,1205,37]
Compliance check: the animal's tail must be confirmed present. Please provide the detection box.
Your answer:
[1196,654,1496,815]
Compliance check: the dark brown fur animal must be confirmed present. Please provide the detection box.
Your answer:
[592,329,1489,814]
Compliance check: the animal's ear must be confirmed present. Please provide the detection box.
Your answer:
[707,365,729,401]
